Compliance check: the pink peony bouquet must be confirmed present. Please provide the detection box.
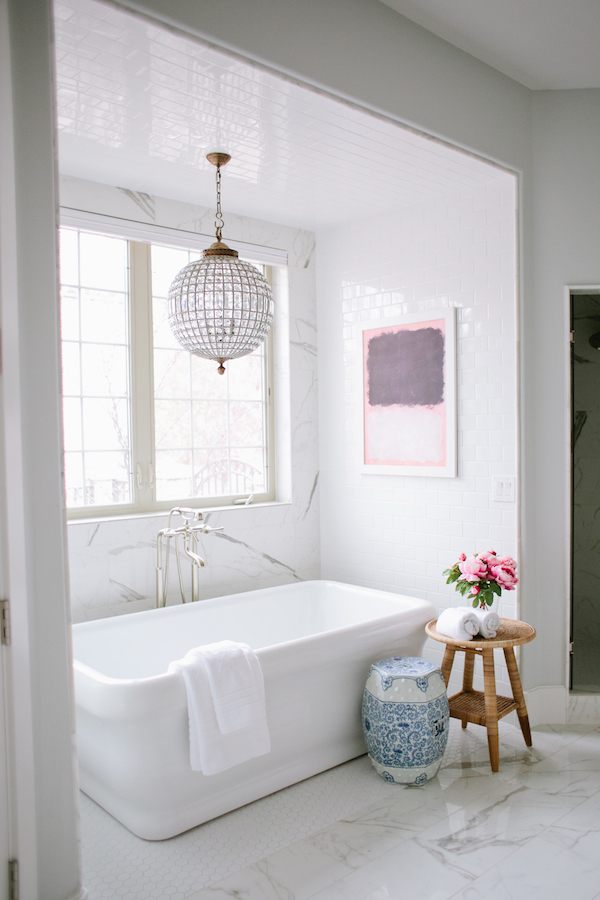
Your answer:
[443,550,518,609]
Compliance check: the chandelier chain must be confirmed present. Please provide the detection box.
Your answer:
[215,165,224,241]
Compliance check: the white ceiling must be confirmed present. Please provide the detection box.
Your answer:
[379,0,600,90]
[53,0,507,233]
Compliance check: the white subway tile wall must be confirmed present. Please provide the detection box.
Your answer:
[54,0,498,233]
[316,175,518,694]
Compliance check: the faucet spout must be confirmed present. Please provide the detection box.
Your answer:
[184,542,206,567]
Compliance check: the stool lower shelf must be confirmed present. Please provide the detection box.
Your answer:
[449,689,518,726]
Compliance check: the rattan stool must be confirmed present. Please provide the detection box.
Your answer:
[425,618,536,772]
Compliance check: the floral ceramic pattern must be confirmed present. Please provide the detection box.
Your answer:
[372,657,441,693]
[362,656,449,784]
[362,690,449,768]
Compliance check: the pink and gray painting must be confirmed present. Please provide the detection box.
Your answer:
[363,319,447,467]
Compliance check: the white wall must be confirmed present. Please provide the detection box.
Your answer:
[522,89,600,695]
[317,176,519,694]
[61,177,320,622]
[1,1,81,898]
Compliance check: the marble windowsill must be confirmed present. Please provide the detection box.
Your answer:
[66,500,292,527]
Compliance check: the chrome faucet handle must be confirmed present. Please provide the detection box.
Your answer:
[199,523,224,534]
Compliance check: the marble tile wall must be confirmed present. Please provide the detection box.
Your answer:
[62,176,319,622]
[316,175,519,694]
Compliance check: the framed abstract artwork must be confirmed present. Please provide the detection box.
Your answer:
[360,309,457,477]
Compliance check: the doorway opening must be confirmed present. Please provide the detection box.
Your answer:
[52,0,520,895]
[571,289,600,692]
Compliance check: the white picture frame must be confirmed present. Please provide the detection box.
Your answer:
[360,308,457,477]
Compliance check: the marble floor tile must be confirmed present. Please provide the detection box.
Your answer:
[532,723,600,743]
[186,839,356,900]
[181,784,452,899]
[403,766,503,807]
[83,721,600,900]
[298,837,475,900]
[414,780,585,879]
[447,827,600,900]
[548,785,600,831]
[529,729,600,773]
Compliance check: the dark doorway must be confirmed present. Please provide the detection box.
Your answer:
[571,292,600,691]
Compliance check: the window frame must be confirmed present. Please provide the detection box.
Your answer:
[60,218,280,519]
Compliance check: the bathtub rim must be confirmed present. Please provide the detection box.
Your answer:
[72,579,434,688]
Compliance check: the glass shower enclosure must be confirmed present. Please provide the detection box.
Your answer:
[571,292,600,692]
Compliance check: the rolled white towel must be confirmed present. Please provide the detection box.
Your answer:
[436,607,480,642]
[461,607,501,639]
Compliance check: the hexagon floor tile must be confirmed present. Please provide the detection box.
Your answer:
[80,753,395,900]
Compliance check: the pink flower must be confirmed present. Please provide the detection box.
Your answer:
[479,550,498,565]
[489,563,518,591]
[459,553,466,562]
[458,555,488,583]
[471,585,480,596]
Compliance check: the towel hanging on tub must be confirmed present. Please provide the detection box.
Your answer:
[168,640,271,775]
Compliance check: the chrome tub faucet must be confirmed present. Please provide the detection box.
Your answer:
[156,507,224,607]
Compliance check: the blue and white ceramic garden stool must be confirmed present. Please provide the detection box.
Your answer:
[362,656,449,785]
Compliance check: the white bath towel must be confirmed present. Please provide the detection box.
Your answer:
[200,640,270,734]
[436,608,480,642]
[462,607,501,639]
[168,641,271,775]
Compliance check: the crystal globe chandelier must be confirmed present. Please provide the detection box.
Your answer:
[167,152,274,374]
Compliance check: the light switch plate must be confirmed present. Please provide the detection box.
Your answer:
[492,476,516,502]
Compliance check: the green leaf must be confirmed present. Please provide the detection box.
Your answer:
[472,599,478,608]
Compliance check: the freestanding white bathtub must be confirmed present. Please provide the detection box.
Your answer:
[72,580,434,840]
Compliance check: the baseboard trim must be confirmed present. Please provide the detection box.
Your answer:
[568,693,600,724]
[524,685,568,726]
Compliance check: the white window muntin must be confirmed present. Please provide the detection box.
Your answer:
[60,222,278,518]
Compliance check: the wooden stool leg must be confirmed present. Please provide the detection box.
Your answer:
[441,646,456,688]
[461,650,476,728]
[504,646,532,747]
[482,648,499,772]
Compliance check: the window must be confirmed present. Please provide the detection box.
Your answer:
[59,227,275,517]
